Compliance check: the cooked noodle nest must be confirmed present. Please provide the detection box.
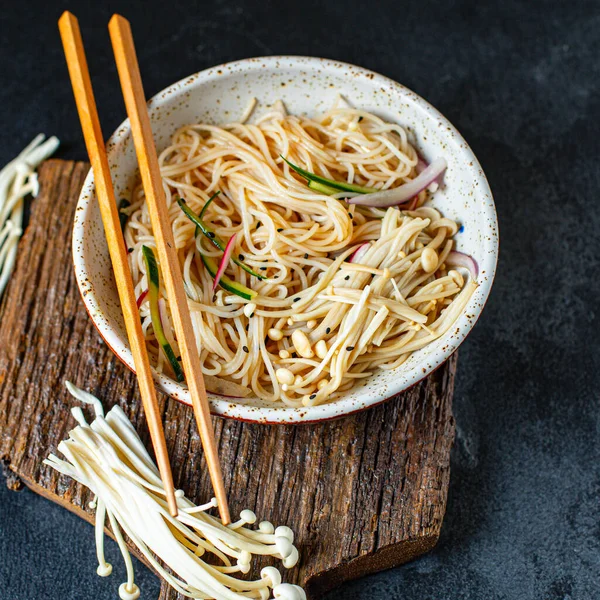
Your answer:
[123,102,476,407]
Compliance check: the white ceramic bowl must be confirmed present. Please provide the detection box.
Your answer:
[73,56,498,424]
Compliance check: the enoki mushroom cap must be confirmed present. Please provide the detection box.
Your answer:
[259,520,275,534]
[118,582,140,600]
[282,547,300,569]
[273,583,307,600]
[97,563,113,577]
[237,550,252,573]
[275,536,294,559]
[240,509,257,524]
[275,525,294,543]
[261,566,282,588]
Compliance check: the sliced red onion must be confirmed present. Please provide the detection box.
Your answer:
[213,232,237,291]
[416,155,445,190]
[399,164,420,209]
[446,251,479,279]
[136,289,148,308]
[348,242,370,264]
[415,157,428,174]
[348,158,447,208]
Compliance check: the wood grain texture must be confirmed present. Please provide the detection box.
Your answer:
[0,160,456,599]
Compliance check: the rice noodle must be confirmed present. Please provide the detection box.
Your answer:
[123,103,476,407]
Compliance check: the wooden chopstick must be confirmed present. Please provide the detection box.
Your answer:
[58,12,179,517]
[108,14,231,525]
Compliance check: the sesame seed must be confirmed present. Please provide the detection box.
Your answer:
[304,253,309,259]
[256,222,262,229]
[346,346,355,351]
[260,266,267,271]
[358,116,364,122]
[293,297,300,302]
[326,327,331,334]
[277,228,283,232]
[207,231,215,238]
[176,356,182,361]
[309,394,316,400]
[344,275,350,280]
[127,248,133,253]
[243,345,249,353]
[238,254,245,261]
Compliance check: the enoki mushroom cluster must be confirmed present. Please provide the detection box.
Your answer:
[45,383,305,600]
[0,134,59,298]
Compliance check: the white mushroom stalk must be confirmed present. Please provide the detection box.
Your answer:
[0,134,59,297]
[44,383,305,600]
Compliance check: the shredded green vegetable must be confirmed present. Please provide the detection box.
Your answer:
[281,156,376,194]
[141,245,184,382]
[176,196,263,280]
[200,253,257,300]
[199,190,220,219]
[306,180,339,196]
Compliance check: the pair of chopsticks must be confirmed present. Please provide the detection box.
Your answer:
[58,12,230,523]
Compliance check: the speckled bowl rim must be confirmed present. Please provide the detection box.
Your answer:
[73,55,498,424]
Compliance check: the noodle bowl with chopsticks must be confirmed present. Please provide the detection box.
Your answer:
[122,100,477,408]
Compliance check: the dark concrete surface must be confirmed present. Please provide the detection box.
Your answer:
[1,0,599,598]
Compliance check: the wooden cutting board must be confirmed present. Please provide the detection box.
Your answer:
[0,159,456,599]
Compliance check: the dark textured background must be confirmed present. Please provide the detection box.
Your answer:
[1,0,599,598]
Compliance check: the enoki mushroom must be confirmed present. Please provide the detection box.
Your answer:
[0,134,59,297]
[45,383,305,600]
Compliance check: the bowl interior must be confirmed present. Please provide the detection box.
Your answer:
[73,56,498,424]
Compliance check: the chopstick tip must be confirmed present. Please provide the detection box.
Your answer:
[108,13,130,29]
[58,10,77,26]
